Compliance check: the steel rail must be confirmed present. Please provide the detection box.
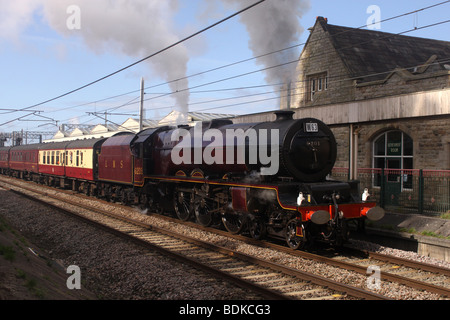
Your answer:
[0,177,389,300]
[128,207,450,297]
[2,184,286,300]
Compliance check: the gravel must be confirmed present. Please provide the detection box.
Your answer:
[0,188,259,300]
[347,239,450,269]
[1,178,449,300]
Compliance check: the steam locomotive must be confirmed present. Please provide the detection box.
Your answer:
[0,111,384,249]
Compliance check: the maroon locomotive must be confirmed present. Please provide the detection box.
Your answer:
[0,111,384,249]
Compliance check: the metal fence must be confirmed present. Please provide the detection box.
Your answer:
[330,168,450,216]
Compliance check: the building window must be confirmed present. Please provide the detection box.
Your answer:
[373,130,413,189]
[307,72,328,101]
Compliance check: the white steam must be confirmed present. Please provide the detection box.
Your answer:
[219,0,310,85]
[1,0,309,116]
[0,0,41,42]
[41,0,190,119]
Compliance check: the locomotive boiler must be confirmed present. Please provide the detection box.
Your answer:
[128,110,383,249]
[148,111,336,182]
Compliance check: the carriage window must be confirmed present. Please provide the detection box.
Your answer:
[80,152,83,166]
[76,151,79,167]
[56,151,60,165]
[47,152,50,164]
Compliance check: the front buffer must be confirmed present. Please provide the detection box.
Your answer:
[290,197,384,249]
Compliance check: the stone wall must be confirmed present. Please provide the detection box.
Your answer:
[328,125,349,169]
[290,21,354,108]
[235,87,450,172]
[329,117,450,171]
[355,71,450,101]
[288,18,450,110]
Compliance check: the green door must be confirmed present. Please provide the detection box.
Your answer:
[386,158,401,206]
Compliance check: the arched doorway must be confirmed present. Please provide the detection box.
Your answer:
[373,130,413,204]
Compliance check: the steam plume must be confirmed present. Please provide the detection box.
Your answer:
[2,0,309,117]
[220,0,310,85]
[0,0,41,42]
[42,0,190,119]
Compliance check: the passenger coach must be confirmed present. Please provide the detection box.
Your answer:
[0,146,11,175]
[38,141,68,178]
[9,144,39,179]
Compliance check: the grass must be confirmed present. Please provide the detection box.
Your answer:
[439,212,450,220]
[398,227,417,234]
[420,230,450,239]
[367,222,450,240]
[15,268,45,299]
[0,245,16,262]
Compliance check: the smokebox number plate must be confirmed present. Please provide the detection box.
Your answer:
[305,123,318,132]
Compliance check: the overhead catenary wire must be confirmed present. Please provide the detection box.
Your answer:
[37,0,450,116]
[12,1,450,130]
[55,24,450,131]
[69,54,450,127]
[13,0,266,113]
[84,19,450,115]
[64,49,450,128]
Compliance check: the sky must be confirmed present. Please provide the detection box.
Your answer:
[0,0,449,142]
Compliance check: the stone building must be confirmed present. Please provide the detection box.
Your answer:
[235,17,450,212]
[278,17,450,174]
[289,17,450,107]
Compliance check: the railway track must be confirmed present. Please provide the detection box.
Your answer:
[2,175,450,299]
[182,221,450,298]
[0,176,389,300]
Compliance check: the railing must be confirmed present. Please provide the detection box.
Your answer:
[330,168,450,215]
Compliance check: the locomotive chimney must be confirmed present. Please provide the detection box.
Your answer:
[274,110,294,121]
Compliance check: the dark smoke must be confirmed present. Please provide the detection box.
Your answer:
[220,0,310,85]
[3,0,309,118]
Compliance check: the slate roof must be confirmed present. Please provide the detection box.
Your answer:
[316,17,450,83]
